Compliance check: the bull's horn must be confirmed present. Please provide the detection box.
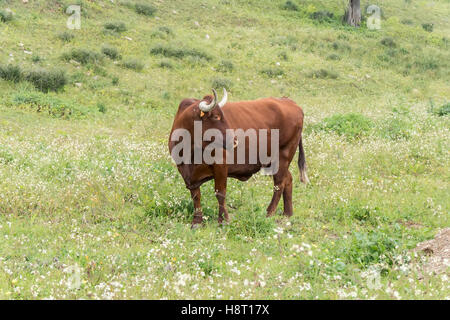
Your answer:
[218,88,228,108]
[199,89,218,112]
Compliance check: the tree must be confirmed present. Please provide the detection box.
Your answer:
[344,0,361,27]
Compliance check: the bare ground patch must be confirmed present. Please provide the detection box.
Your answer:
[414,228,450,276]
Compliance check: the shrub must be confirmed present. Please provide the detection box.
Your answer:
[25,69,67,92]
[0,64,23,82]
[432,102,450,116]
[308,68,338,79]
[10,91,87,119]
[158,59,174,69]
[62,48,103,65]
[261,67,284,78]
[380,37,396,47]
[278,51,289,61]
[326,53,341,61]
[414,56,439,71]
[316,113,374,140]
[310,10,334,23]
[57,31,75,42]
[134,3,156,16]
[121,58,144,71]
[101,45,121,60]
[217,60,234,72]
[341,230,400,267]
[112,76,119,85]
[151,26,173,39]
[331,41,351,52]
[422,23,433,32]
[31,55,42,63]
[378,117,411,140]
[97,102,107,113]
[282,1,299,11]
[150,44,212,61]
[401,19,414,25]
[104,21,127,33]
[0,9,13,22]
[211,77,232,90]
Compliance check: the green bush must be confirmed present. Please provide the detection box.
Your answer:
[101,45,121,60]
[378,117,411,140]
[62,48,103,65]
[31,55,42,63]
[104,21,127,33]
[134,3,156,16]
[414,56,439,71]
[422,23,433,32]
[0,64,23,82]
[341,230,399,267]
[432,102,450,116]
[217,60,234,73]
[316,113,374,140]
[10,91,88,119]
[57,31,75,42]
[0,9,13,22]
[121,58,144,71]
[151,26,174,39]
[211,77,232,90]
[97,102,107,113]
[261,67,284,78]
[282,1,299,11]
[380,37,396,47]
[310,10,334,23]
[308,68,338,79]
[158,59,174,69]
[326,53,341,61]
[25,69,67,92]
[150,44,212,61]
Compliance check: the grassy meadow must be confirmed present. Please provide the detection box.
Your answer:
[0,0,449,299]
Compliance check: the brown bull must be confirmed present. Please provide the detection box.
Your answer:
[168,89,308,226]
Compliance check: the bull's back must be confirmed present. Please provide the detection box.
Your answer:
[223,98,304,144]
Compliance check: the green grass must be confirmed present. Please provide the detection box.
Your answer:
[0,0,449,300]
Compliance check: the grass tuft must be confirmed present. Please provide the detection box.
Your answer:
[0,64,23,82]
[315,113,374,140]
[121,58,144,71]
[104,21,127,33]
[150,44,212,61]
[101,45,121,60]
[62,48,104,65]
[25,68,67,93]
[134,3,157,16]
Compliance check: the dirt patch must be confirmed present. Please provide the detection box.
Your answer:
[414,228,450,275]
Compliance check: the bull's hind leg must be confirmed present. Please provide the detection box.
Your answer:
[282,171,293,216]
[190,188,203,227]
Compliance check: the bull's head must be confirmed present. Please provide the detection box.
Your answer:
[196,88,235,152]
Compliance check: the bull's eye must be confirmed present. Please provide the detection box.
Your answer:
[213,115,221,121]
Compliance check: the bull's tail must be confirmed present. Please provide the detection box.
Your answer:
[298,135,309,184]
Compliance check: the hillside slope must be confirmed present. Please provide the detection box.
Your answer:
[0,0,448,299]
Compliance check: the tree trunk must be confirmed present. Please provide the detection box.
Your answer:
[344,0,361,27]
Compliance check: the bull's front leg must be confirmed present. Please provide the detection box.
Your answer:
[213,163,229,225]
[190,188,203,227]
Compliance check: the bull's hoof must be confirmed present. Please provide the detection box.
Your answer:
[191,222,203,230]
[218,219,230,227]
[266,211,276,217]
[283,212,293,217]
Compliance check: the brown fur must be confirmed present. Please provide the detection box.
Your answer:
[169,94,307,226]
